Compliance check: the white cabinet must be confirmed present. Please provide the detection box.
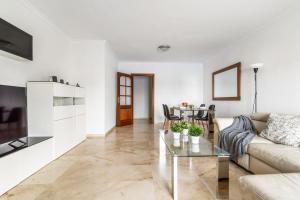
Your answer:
[27,82,86,159]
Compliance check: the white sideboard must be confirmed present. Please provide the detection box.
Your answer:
[0,138,53,195]
[27,82,86,158]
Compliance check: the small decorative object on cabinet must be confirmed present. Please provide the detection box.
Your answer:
[26,82,86,159]
[76,83,80,87]
[49,76,58,82]
[60,79,64,84]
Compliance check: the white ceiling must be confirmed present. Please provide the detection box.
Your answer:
[28,0,299,62]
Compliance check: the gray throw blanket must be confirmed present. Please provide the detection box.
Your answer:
[218,115,257,162]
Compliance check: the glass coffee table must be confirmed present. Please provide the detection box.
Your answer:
[160,132,230,200]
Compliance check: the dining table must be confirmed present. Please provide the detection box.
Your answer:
[172,106,215,131]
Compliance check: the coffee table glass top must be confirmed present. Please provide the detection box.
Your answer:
[161,132,230,157]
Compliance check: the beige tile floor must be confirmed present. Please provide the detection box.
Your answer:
[0,120,249,200]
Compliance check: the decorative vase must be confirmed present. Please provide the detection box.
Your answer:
[191,136,200,144]
[173,139,180,147]
[183,135,189,142]
[192,144,200,153]
[173,132,181,140]
[182,129,189,136]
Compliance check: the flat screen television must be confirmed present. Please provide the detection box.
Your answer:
[0,85,27,144]
[0,18,33,61]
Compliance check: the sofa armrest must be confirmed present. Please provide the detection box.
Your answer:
[213,118,234,145]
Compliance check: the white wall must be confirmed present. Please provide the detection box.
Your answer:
[203,8,300,117]
[104,42,118,132]
[0,0,74,87]
[133,76,150,119]
[71,40,106,134]
[0,0,118,136]
[118,62,204,123]
[72,40,118,135]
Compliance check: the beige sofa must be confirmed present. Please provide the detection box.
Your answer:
[214,113,300,174]
[214,113,300,200]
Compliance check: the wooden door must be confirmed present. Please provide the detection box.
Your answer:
[116,72,133,126]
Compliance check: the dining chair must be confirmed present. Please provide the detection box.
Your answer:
[196,104,215,131]
[187,104,205,121]
[162,104,182,129]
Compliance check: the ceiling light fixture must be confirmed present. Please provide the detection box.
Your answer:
[157,45,171,52]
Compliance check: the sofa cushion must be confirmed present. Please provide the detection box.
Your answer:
[247,143,300,172]
[260,113,300,147]
[246,136,273,151]
[250,112,270,122]
[251,120,267,134]
[240,173,300,200]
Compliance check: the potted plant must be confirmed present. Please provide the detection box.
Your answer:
[180,121,190,136]
[170,122,183,140]
[189,124,204,144]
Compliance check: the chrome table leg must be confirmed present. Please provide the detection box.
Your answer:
[171,156,178,200]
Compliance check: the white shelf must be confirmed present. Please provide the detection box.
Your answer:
[27,82,86,158]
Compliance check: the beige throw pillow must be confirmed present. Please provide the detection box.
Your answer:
[260,113,300,147]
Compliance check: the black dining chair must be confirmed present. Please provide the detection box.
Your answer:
[196,104,215,131]
[188,104,205,121]
[162,104,182,129]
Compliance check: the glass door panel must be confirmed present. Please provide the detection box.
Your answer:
[126,96,131,105]
[120,96,126,105]
[120,76,126,85]
[126,77,131,86]
[120,86,126,95]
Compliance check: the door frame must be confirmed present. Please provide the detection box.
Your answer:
[131,73,155,124]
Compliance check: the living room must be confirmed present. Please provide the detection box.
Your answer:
[1,0,300,199]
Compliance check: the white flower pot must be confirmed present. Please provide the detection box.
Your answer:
[173,139,180,147]
[173,132,181,140]
[191,136,200,144]
[183,135,189,142]
[182,129,189,136]
[192,144,200,153]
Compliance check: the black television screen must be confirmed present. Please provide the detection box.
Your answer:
[0,85,27,144]
[0,18,33,60]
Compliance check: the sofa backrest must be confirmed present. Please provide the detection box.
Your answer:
[250,113,270,134]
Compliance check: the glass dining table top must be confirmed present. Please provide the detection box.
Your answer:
[161,132,230,158]
[173,106,209,111]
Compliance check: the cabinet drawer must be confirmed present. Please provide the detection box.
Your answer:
[76,115,86,143]
[53,83,74,97]
[53,106,75,120]
[75,105,85,115]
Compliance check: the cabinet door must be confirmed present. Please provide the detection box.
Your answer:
[76,115,86,143]
[75,105,86,116]
[53,118,76,158]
